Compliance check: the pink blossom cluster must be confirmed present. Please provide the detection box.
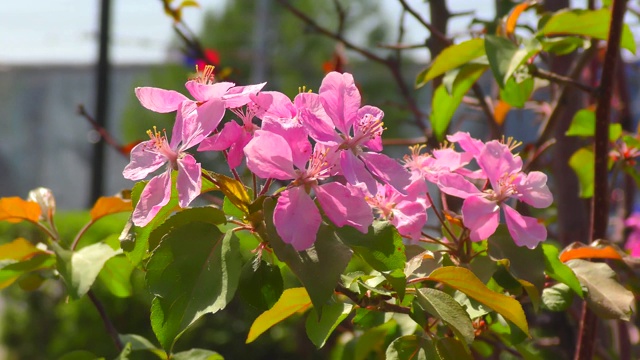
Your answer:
[123,69,553,251]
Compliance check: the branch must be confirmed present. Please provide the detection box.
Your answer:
[88,290,123,352]
[397,0,451,46]
[471,83,501,139]
[335,284,411,315]
[530,66,596,95]
[575,1,628,359]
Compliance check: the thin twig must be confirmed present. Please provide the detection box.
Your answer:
[471,83,501,139]
[530,66,597,94]
[88,290,124,352]
[335,284,412,315]
[396,0,451,45]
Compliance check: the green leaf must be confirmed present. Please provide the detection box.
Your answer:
[114,343,132,360]
[355,320,398,360]
[148,207,226,251]
[336,220,408,299]
[118,333,160,352]
[53,242,121,299]
[485,35,540,87]
[568,147,594,198]
[385,335,432,360]
[415,288,475,345]
[0,252,55,289]
[427,266,529,335]
[541,283,574,311]
[435,337,472,360]
[263,198,353,312]
[499,76,534,108]
[566,259,634,320]
[538,8,636,53]
[98,255,134,298]
[146,222,241,352]
[237,258,283,311]
[541,243,583,297]
[540,36,589,55]
[431,64,487,140]
[416,38,485,88]
[565,109,622,141]
[171,349,223,360]
[123,171,218,266]
[487,225,546,290]
[246,287,312,343]
[305,302,353,348]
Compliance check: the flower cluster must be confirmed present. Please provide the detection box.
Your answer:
[123,69,553,251]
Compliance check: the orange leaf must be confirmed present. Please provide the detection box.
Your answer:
[494,100,512,126]
[0,238,45,261]
[90,196,132,221]
[560,245,623,262]
[504,1,534,37]
[0,197,41,223]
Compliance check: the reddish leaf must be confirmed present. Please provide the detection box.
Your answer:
[560,245,623,262]
[0,197,41,223]
[90,196,133,221]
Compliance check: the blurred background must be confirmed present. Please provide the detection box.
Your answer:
[2,0,640,359]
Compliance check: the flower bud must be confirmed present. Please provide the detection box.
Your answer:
[28,187,56,223]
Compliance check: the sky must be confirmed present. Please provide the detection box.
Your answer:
[0,0,628,66]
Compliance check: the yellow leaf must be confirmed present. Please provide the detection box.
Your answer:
[0,197,41,223]
[504,1,534,37]
[208,172,251,215]
[246,287,312,343]
[90,196,132,221]
[494,100,512,126]
[427,266,529,335]
[0,238,44,261]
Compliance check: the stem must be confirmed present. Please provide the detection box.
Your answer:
[88,290,123,352]
[258,178,274,197]
[71,221,94,251]
[530,66,596,94]
[575,1,627,359]
[425,192,459,244]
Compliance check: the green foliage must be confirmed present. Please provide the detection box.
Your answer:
[414,288,475,345]
[305,302,353,348]
[416,38,486,88]
[499,76,533,108]
[565,108,622,140]
[488,226,546,290]
[237,258,283,311]
[146,221,241,352]
[569,147,595,198]
[484,35,540,87]
[541,243,583,297]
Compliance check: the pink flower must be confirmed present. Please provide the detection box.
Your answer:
[361,174,429,243]
[244,130,372,251]
[625,212,640,256]
[123,101,224,227]
[438,141,552,248]
[135,65,265,130]
[403,144,474,184]
[300,72,411,194]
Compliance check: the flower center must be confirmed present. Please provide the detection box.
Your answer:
[193,65,216,85]
[146,126,178,169]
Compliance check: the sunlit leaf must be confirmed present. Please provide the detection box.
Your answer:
[0,237,44,260]
[0,251,55,290]
[431,64,487,140]
[171,349,223,360]
[147,223,241,352]
[0,197,41,223]
[305,302,353,348]
[355,320,398,360]
[53,242,122,299]
[206,171,251,215]
[485,35,540,87]
[541,243,583,297]
[415,288,475,344]
[499,76,533,108]
[90,196,132,221]
[541,283,574,311]
[416,38,485,88]
[246,287,312,343]
[565,109,622,141]
[568,147,594,198]
[385,335,432,360]
[427,266,529,335]
[488,226,545,290]
[98,255,135,298]
[567,259,633,320]
[538,8,636,53]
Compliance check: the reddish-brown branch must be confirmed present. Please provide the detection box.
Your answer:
[575,1,628,359]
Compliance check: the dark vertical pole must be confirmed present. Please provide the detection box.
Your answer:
[90,0,112,205]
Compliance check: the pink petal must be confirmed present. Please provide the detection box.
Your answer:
[176,154,202,208]
[198,121,243,152]
[253,91,296,119]
[392,202,427,243]
[360,152,412,194]
[132,170,172,226]
[262,116,311,170]
[223,83,266,108]
[625,213,640,229]
[273,187,321,251]
[446,131,485,156]
[315,182,373,233]
[184,81,234,102]
[461,196,500,241]
[244,130,297,180]
[356,105,384,152]
[296,92,341,144]
[176,99,225,150]
[625,232,640,256]
[436,173,482,199]
[340,150,378,194]
[122,141,167,180]
[476,141,522,188]
[319,72,361,134]
[516,171,553,208]
[502,204,547,249]
[135,87,188,113]
[226,130,253,169]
